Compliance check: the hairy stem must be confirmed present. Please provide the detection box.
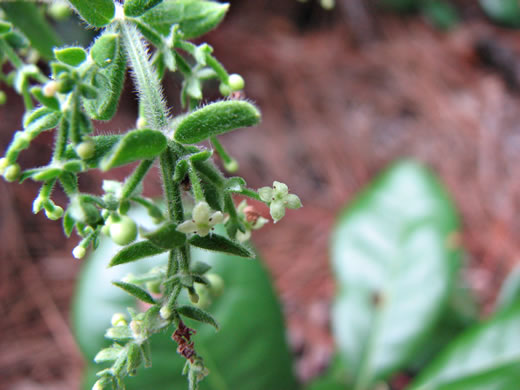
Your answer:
[121,159,154,200]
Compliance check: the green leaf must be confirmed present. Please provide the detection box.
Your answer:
[73,207,297,390]
[65,134,121,168]
[422,1,459,30]
[189,234,254,258]
[124,0,163,17]
[30,87,60,111]
[108,241,167,267]
[408,304,520,389]
[63,209,76,237]
[174,100,261,144]
[143,222,186,249]
[83,43,126,120]
[94,345,124,363]
[91,32,119,68]
[0,2,62,59]
[113,281,155,304]
[330,160,460,387]
[176,305,219,330]
[23,107,61,132]
[100,129,167,171]
[137,0,229,40]
[0,21,12,36]
[54,46,87,66]
[67,0,115,27]
[496,265,520,313]
[480,0,520,27]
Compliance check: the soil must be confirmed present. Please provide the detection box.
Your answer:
[2,1,520,388]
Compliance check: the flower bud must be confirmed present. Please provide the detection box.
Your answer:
[3,163,20,182]
[72,246,86,259]
[223,158,239,173]
[0,157,9,174]
[136,117,147,129]
[111,313,127,327]
[160,305,172,320]
[43,80,59,97]
[75,140,95,160]
[45,205,64,220]
[228,73,245,91]
[109,215,138,246]
[219,82,231,96]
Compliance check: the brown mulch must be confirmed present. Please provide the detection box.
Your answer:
[3,2,520,388]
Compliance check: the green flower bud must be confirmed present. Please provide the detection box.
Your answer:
[228,73,245,91]
[219,82,231,96]
[45,205,64,220]
[48,1,71,21]
[136,117,147,129]
[189,289,200,304]
[3,163,21,182]
[111,313,127,327]
[75,140,95,160]
[43,80,59,97]
[0,90,6,105]
[72,246,86,259]
[159,305,172,320]
[223,158,239,173]
[109,215,138,246]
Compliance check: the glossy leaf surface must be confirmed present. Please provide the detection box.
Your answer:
[330,160,460,387]
[408,304,520,390]
[73,207,297,390]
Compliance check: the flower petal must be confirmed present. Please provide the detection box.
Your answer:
[258,187,273,202]
[273,181,288,197]
[197,225,211,237]
[285,194,302,209]
[209,211,224,226]
[177,220,197,234]
[270,200,285,223]
[192,201,210,224]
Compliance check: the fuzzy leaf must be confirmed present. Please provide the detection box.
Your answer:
[0,2,61,59]
[408,303,520,389]
[100,129,167,171]
[138,0,229,39]
[30,87,60,111]
[105,325,133,341]
[67,0,115,27]
[83,44,126,120]
[174,100,261,144]
[63,209,76,237]
[54,46,87,66]
[23,107,61,132]
[124,0,163,17]
[331,160,460,387]
[143,222,186,249]
[91,32,119,68]
[108,241,166,267]
[176,305,219,330]
[112,281,155,304]
[189,234,254,258]
[94,345,124,363]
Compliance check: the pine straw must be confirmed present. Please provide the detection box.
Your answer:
[2,7,520,388]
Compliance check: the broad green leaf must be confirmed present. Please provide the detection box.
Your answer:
[83,43,126,120]
[189,233,254,258]
[112,281,156,304]
[100,129,167,171]
[73,207,297,390]
[495,264,520,313]
[176,305,219,330]
[0,2,61,59]
[143,222,186,249]
[23,107,61,132]
[67,0,115,27]
[174,100,261,144]
[54,46,87,66]
[137,0,229,40]
[108,241,166,267]
[408,303,520,390]
[94,345,124,363]
[90,33,119,68]
[480,0,520,27]
[124,0,163,17]
[331,160,460,387]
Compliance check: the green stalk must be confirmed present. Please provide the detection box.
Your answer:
[188,162,205,203]
[52,115,69,162]
[121,159,154,200]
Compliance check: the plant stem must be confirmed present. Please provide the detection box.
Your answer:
[188,162,205,203]
[52,115,69,162]
[121,159,153,200]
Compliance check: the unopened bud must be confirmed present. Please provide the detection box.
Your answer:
[223,159,238,173]
[228,74,245,91]
[72,246,86,259]
[43,80,59,97]
[3,163,20,182]
[136,117,147,129]
[160,305,172,320]
[76,140,95,160]
[45,205,64,220]
[111,313,127,327]
[0,157,9,174]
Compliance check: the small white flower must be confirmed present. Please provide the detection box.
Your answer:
[177,201,224,237]
[258,181,302,223]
